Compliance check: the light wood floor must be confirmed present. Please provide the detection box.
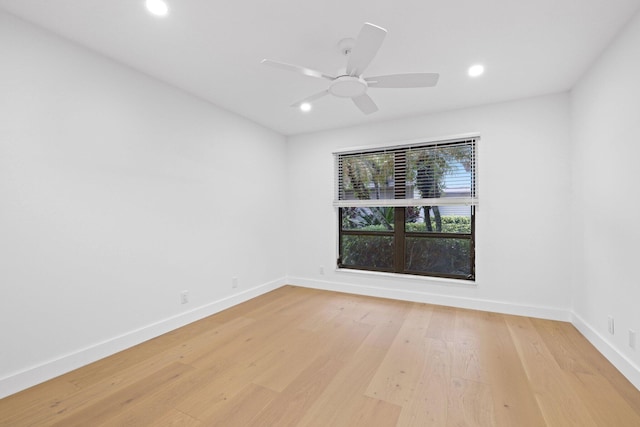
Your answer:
[2,286,640,426]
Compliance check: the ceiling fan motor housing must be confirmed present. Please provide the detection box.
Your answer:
[329,76,368,98]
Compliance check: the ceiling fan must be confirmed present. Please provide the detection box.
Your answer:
[261,22,439,115]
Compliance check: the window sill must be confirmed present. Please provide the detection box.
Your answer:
[335,267,476,288]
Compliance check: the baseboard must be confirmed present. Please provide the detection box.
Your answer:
[288,276,570,321]
[571,312,640,391]
[0,277,287,399]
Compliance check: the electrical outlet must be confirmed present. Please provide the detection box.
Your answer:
[319,265,325,275]
[608,316,615,335]
[629,329,636,349]
[180,290,189,304]
[232,277,238,288]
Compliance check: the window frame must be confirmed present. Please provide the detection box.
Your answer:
[335,135,478,281]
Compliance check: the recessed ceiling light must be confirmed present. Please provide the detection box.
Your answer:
[300,102,312,112]
[146,0,168,16]
[468,64,485,77]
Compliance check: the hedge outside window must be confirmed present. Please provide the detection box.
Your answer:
[334,137,477,280]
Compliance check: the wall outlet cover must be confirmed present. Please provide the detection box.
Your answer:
[608,316,615,335]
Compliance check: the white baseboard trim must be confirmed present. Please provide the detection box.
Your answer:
[571,312,640,391]
[288,277,570,321]
[0,277,287,399]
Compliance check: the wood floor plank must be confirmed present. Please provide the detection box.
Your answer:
[341,396,402,427]
[249,318,374,426]
[173,324,315,418]
[452,308,486,346]
[504,315,597,426]
[0,378,79,426]
[542,318,640,415]
[184,313,293,369]
[339,295,409,327]
[2,351,194,426]
[452,309,491,384]
[531,318,640,425]
[167,318,316,420]
[171,362,258,420]
[249,355,348,427]
[364,302,434,405]
[49,362,194,427]
[66,317,228,390]
[90,361,229,426]
[295,294,346,332]
[395,337,453,426]
[447,377,495,427]
[250,300,379,393]
[147,315,256,367]
[250,328,322,392]
[425,304,457,342]
[571,369,640,426]
[479,312,548,427]
[198,383,278,426]
[15,315,254,425]
[297,314,407,427]
[2,286,640,427]
[150,409,202,427]
[211,285,308,323]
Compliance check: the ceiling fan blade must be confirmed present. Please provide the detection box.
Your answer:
[261,59,335,80]
[346,23,387,76]
[290,90,329,108]
[352,93,379,115]
[366,73,440,88]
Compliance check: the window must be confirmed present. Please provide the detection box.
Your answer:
[334,136,477,280]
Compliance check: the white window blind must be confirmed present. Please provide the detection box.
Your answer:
[334,137,477,208]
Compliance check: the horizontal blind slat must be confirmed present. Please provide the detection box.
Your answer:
[335,137,478,206]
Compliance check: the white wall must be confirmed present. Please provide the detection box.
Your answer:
[287,93,572,319]
[0,11,287,397]
[570,10,640,387]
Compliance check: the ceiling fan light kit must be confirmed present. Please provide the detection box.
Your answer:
[261,22,439,115]
[329,76,368,98]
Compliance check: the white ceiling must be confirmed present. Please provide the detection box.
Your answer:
[1,0,639,135]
